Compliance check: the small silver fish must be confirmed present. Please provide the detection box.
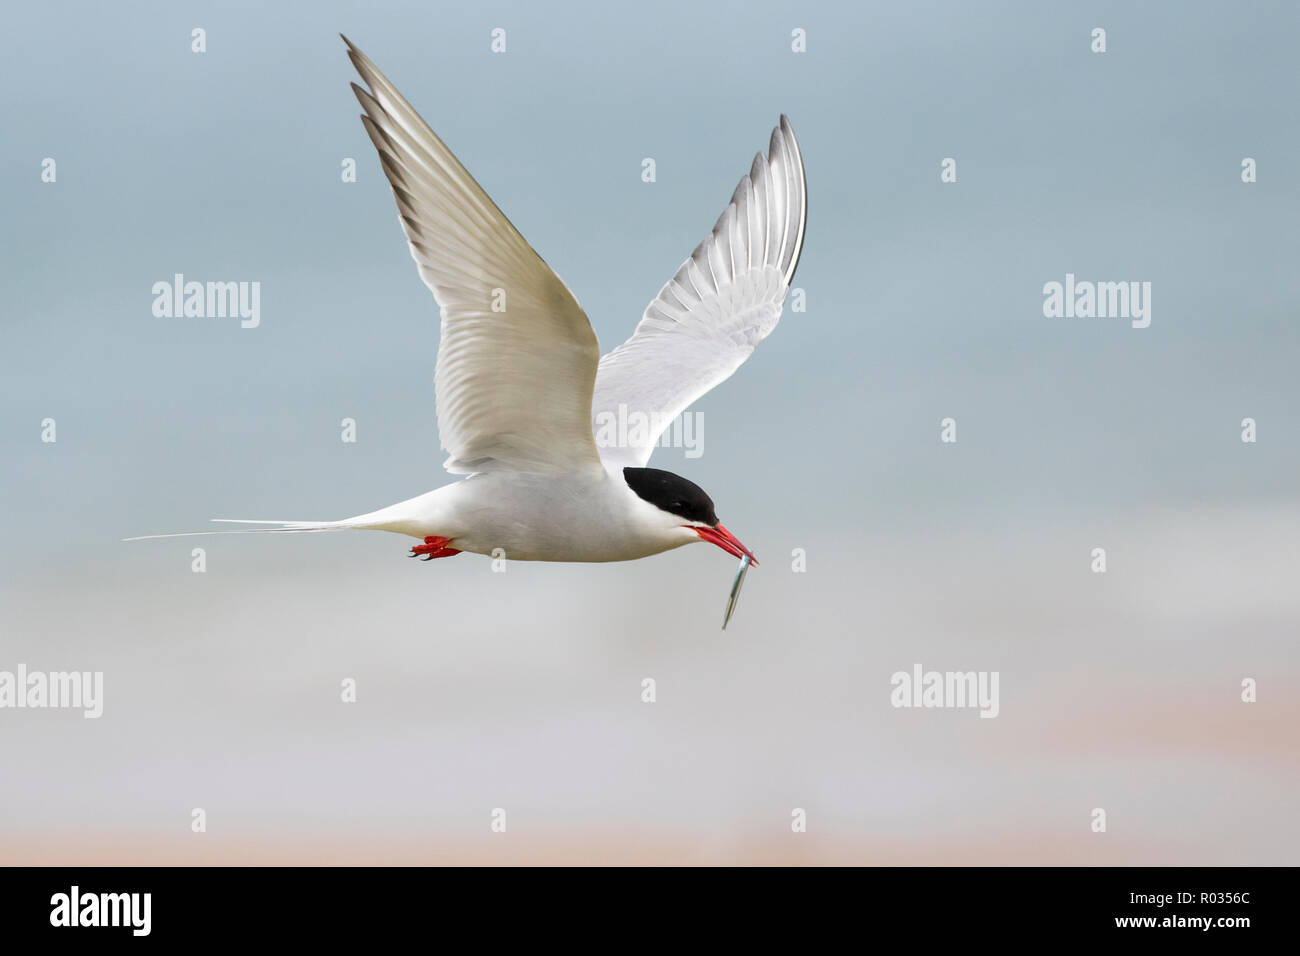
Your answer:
[722,553,753,629]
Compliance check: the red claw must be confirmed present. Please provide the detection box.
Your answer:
[409,536,461,561]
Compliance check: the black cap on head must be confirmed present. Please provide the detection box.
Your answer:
[623,467,718,526]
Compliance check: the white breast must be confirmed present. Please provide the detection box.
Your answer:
[354,470,698,563]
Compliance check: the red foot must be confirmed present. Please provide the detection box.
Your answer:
[409,536,462,561]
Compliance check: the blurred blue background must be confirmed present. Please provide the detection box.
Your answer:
[1,0,1296,863]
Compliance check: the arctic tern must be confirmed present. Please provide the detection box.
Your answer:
[129,36,807,625]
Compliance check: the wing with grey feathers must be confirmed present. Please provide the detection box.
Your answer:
[346,36,603,475]
[591,116,806,470]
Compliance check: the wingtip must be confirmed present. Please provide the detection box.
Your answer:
[778,114,800,148]
[344,41,373,82]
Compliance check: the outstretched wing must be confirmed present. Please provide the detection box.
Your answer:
[346,37,603,475]
[591,116,806,470]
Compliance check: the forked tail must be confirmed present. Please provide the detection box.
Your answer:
[125,489,448,542]
[123,519,352,542]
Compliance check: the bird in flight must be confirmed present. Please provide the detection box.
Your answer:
[130,36,807,624]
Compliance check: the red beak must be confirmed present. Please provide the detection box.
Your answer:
[692,523,758,565]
